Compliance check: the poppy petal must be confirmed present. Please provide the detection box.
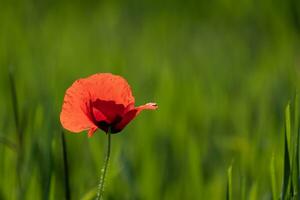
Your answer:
[112,102,158,133]
[60,79,96,133]
[84,73,135,107]
[88,127,98,137]
[92,99,125,124]
[60,73,156,136]
[136,102,158,111]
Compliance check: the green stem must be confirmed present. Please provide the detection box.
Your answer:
[96,130,111,200]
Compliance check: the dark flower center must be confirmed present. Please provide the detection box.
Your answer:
[87,99,125,133]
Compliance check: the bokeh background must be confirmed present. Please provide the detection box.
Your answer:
[1,0,300,199]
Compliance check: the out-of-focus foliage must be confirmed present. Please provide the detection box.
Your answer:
[1,0,300,199]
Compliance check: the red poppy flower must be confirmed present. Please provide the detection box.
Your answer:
[60,73,158,137]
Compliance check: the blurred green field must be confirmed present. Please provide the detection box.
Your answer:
[1,0,300,199]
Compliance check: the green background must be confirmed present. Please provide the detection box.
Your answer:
[1,0,300,199]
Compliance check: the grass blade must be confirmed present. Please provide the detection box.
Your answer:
[270,153,278,199]
[61,131,71,200]
[249,182,257,200]
[0,136,17,152]
[80,188,97,200]
[293,94,299,197]
[241,176,246,200]
[285,103,291,160]
[9,68,24,200]
[8,68,21,140]
[282,103,292,199]
[226,165,232,200]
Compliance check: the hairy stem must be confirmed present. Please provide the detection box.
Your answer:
[96,130,111,200]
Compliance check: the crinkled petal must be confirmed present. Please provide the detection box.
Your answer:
[112,102,158,133]
[60,73,136,136]
[60,79,97,133]
[84,73,135,107]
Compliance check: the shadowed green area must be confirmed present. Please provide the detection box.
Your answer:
[0,0,300,199]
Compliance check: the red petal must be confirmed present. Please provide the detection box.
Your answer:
[88,127,98,137]
[60,79,97,133]
[60,73,135,136]
[92,99,125,124]
[112,102,158,132]
[84,73,135,107]
[136,102,158,111]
